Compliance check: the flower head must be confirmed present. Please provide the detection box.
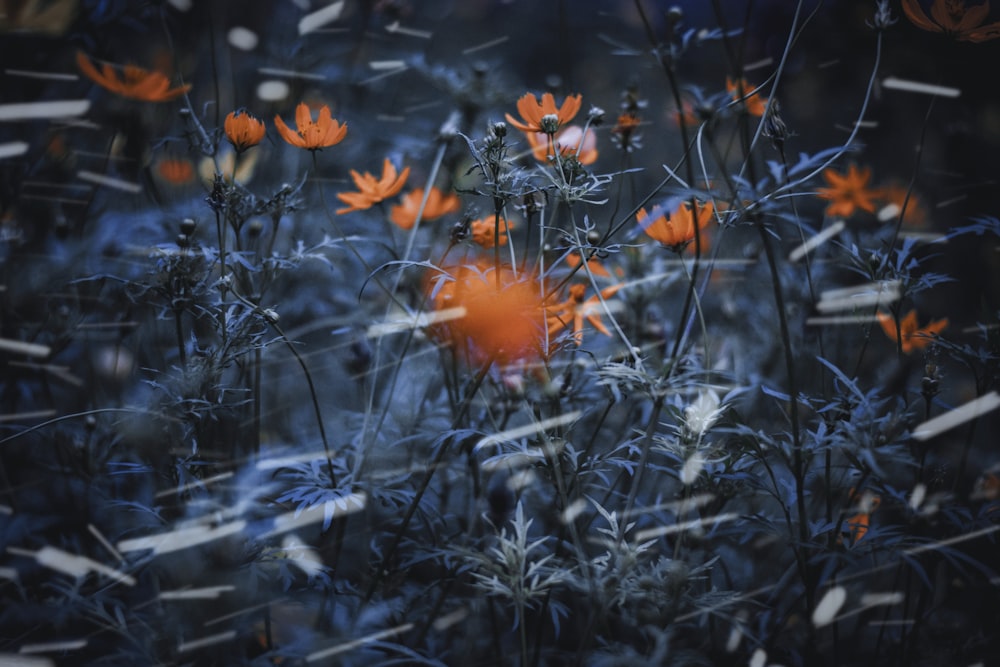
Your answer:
[877,309,948,354]
[76,51,190,102]
[156,158,194,185]
[638,201,713,250]
[505,92,582,134]
[224,109,266,153]
[274,103,347,151]
[428,263,546,366]
[876,183,930,228]
[470,217,514,248]
[816,164,879,218]
[336,158,410,215]
[901,0,1000,41]
[389,187,461,230]
[525,124,598,165]
[546,283,623,346]
[726,77,767,117]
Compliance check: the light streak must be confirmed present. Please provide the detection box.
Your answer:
[306,623,414,662]
[7,546,134,586]
[117,520,246,556]
[789,220,844,262]
[77,170,141,194]
[474,411,581,451]
[18,640,86,654]
[4,69,77,81]
[815,280,900,313]
[632,512,738,544]
[462,36,510,54]
[177,630,237,653]
[298,1,344,35]
[88,524,124,563]
[160,586,235,601]
[0,100,90,122]
[911,391,1000,442]
[0,338,50,358]
[811,586,847,627]
[259,492,366,539]
[883,76,960,98]
[0,142,28,159]
[384,21,432,38]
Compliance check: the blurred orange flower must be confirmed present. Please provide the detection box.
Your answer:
[470,217,513,248]
[224,109,265,153]
[901,0,1000,41]
[877,309,948,354]
[877,183,929,228]
[505,92,582,133]
[336,158,410,214]
[274,103,347,151]
[156,158,194,185]
[524,124,598,165]
[546,283,623,345]
[389,187,461,230]
[726,77,767,117]
[638,201,713,250]
[816,164,878,218]
[566,251,612,278]
[76,51,190,102]
[843,489,881,545]
[429,263,545,365]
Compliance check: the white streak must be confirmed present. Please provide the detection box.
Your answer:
[256,80,290,102]
[0,142,28,160]
[77,170,141,194]
[117,520,246,555]
[366,307,466,338]
[259,492,366,539]
[633,512,737,544]
[859,591,904,607]
[0,338,50,358]
[474,411,581,451]
[0,410,57,423]
[227,27,259,51]
[0,655,55,666]
[622,493,716,518]
[816,280,900,313]
[909,484,926,511]
[178,630,237,653]
[155,471,234,498]
[0,505,10,514]
[18,640,86,654]
[0,567,18,580]
[306,624,414,662]
[9,546,135,586]
[811,586,847,627]
[806,314,880,326]
[298,1,345,35]
[883,77,960,98]
[911,391,1000,441]
[369,60,406,70]
[88,524,124,563]
[789,220,844,262]
[680,452,705,485]
[0,100,90,122]
[432,607,468,631]
[256,450,331,470]
[384,20,432,38]
[160,585,235,600]
[462,36,509,55]
[257,67,326,81]
[877,203,900,222]
[5,69,77,81]
[560,498,588,524]
[749,648,767,667]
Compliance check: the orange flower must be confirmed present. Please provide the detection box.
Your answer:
[638,201,713,250]
[274,103,347,151]
[336,158,410,214]
[76,51,190,102]
[224,109,266,153]
[524,124,598,165]
[843,488,880,545]
[505,92,582,133]
[156,158,194,185]
[470,217,514,248]
[389,187,461,230]
[726,77,767,117]
[816,164,878,218]
[877,310,948,354]
[901,0,1000,41]
[877,183,929,228]
[429,263,545,366]
[546,283,623,345]
[566,251,611,278]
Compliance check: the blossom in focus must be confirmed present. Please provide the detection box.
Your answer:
[638,201,713,250]
[816,164,879,218]
[274,103,347,151]
[336,158,410,214]
[224,109,266,153]
[389,187,461,230]
[524,124,598,165]
[877,309,948,354]
[76,51,191,102]
[546,283,623,345]
[901,0,1000,41]
[505,92,582,133]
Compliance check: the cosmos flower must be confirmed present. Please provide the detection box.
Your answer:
[726,77,767,117]
[546,283,623,345]
[76,51,191,102]
[505,92,582,134]
[901,0,1000,41]
[389,187,461,230]
[469,217,513,248]
[638,201,713,250]
[876,183,930,228]
[816,164,879,218]
[877,309,948,354]
[274,103,347,151]
[156,158,195,185]
[224,109,266,153]
[336,158,410,214]
[524,124,598,165]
